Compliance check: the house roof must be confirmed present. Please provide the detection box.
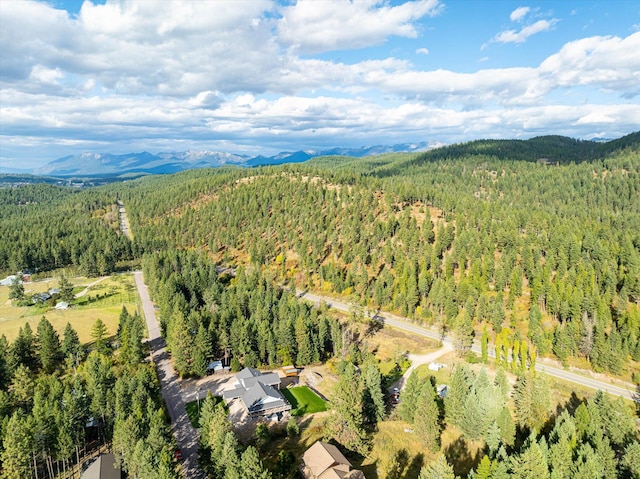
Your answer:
[241,382,289,414]
[240,371,281,389]
[236,367,262,380]
[302,442,352,479]
[81,453,121,479]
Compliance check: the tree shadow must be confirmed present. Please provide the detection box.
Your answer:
[385,449,409,479]
[444,437,481,477]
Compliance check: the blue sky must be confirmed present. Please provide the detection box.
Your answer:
[0,0,639,169]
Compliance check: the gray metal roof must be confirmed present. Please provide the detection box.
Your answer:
[81,453,121,479]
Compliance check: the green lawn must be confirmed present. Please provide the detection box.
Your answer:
[185,396,226,428]
[282,386,327,416]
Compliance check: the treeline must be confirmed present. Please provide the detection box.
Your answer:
[0,309,179,478]
[0,184,132,275]
[403,365,639,478]
[121,145,640,375]
[141,250,343,377]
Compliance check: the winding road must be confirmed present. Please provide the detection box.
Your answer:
[297,290,638,401]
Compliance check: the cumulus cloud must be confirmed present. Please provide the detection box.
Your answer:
[492,18,558,44]
[0,0,638,167]
[277,0,442,53]
[510,6,530,22]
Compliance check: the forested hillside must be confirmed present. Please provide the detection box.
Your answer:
[0,185,132,275]
[115,136,640,377]
[1,133,639,478]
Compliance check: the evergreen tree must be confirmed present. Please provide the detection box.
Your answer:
[9,276,24,301]
[91,318,109,353]
[514,373,551,432]
[62,322,82,361]
[0,410,33,479]
[414,383,441,451]
[362,360,385,424]
[418,454,457,479]
[398,371,422,423]
[37,316,62,373]
[327,362,368,454]
[445,363,473,427]
[511,437,550,479]
[622,442,640,479]
[240,446,272,479]
[59,274,75,302]
[10,322,38,371]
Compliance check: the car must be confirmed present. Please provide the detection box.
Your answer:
[174,449,183,462]
[392,387,400,393]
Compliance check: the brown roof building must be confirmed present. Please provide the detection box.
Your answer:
[301,441,366,479]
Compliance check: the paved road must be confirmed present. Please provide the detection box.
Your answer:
[117,200,132,240]
[135,273,205,479]
[297,290,638,401]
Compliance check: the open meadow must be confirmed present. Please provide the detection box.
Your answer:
[0,273,140,345]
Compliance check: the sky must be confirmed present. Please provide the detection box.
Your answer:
[0,0,639,169]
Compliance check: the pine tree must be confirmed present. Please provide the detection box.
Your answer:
[62,322,82,363]
[10,322,38,371]
[240,446,272,479]
[59,274,75,302]
[37,316,62,373]
[0,410,33,478]
[418,454,457,479]
[622,442,640,479]
[475,455,492,479]
[9,276,24,301]
[398,371,422,423]
[327,362,368,454]
[511,437,550,479]
[414,383,441,451]
[91,318,109,353]
[514,373,550,432]
[445,363,473,427]
[362,360,385,423]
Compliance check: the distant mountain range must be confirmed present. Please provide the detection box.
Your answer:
[2,132,637,177]
[9,142,430,177]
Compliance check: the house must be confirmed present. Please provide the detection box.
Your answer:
[49,288,61,295]
[222,367,291,417]
[301,441,366,479]
[81,453,122,479]
[55,301,70,310]
[0,275,18,286]
[33,292,51,303]
[428,362,446,371]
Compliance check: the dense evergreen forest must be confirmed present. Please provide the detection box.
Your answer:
[0,310,180,478]
[112,133,640,377]
[1,133,639,478]
[0,185,132,275]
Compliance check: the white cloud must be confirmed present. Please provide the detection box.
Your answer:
[277,0,442,53]
[492,18,558,44]
[510,6,530,22]
[0,0,638,167]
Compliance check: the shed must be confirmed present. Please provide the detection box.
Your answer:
[81,453,122,479]
[428,362,446,371]
[282,365,299,377]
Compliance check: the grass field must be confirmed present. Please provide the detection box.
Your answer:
[282,386,327,416]
[0,273,140,345]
